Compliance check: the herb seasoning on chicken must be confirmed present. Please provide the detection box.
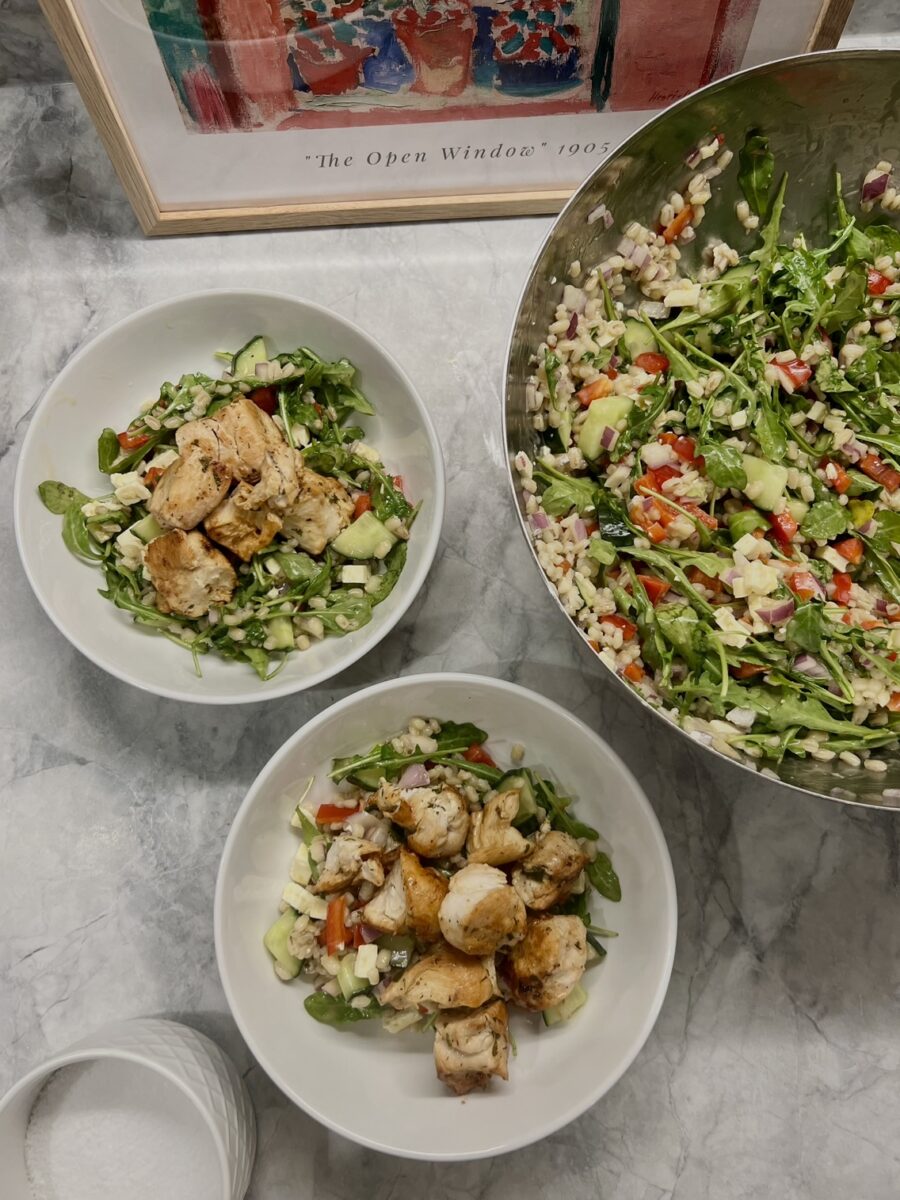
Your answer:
[38,336,415,680]
[264,716,622,1096]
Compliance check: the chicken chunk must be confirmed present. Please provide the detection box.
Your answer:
[237,436,299,512]
[374,782,469,859]
[144,529,237,618]
[360,856,407,934]
[281,463,353,555]
[399,848,448,943]
[438,863,526,957]
[434,1000,509,1096]
[511,831,589,911]
[310,834,383,895]
[380,944,497,1011]
[148,451,231,530]
[501,915,587,1012]
[182,398,299,511]
[467,791,529,867]
[204,484,283,561]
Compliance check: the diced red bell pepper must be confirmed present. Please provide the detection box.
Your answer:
[622,662,645,683]
[249,386,278,415]
[392,475,405,495]
[662,205,694,243]
[117,430,150,450]
[682,502,718,531]
[636,574,670,605]
[605,367,619,380]
[770,357,812,390]
[602,614,637,640]
[834,536,864,565]
[687,566,723,594]
[646,523,667,543]
[733,661,769,679]
[889,692,900,712]
[673,435,698,463]
[860,452,900,493]
[769,510,798,549]
[819,457,852,495]
[463,743,497,768]
[788,571,821,601]
[577,376,614,406]
[143,466,165,489]
[352,493,373,520]
[867,269,892,296]
[634,352,670,375]
[316,803,360,824]
[324,896,350,957]
[832,571,853,605]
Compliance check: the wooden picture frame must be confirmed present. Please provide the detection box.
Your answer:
[41,0,855,236]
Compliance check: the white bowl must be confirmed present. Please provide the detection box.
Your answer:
[0,1017,255,1199]
[215,673,677,1161]
[14,290,444,704]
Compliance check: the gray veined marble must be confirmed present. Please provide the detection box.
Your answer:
[2,67,900,1200]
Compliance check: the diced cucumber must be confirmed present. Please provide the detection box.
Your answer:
[727,509,770,542]
[577,395,634,461]
[741,455,789,512]
[785,498,809,525]
[542,983,588,1027]
[498,771,538,825]
[232,335,268,379]
[337,954,369,1001]
[341,564,370,585]
[130,514,164,543]
[266,615,295,651]
[347,766,385,791]
[378,933,415,969]
[331,511,397,560]
[621,318,658,361]
[264,908,301,980]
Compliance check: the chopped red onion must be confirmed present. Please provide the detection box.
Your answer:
[684,146,702,168]
[617,236,636,258]
[566,311,579,339]
[587,202,614,228]
[610,354,621,368]
[631,244,651,269]
[862,172,889,202]
[875,597,889,614]
[360,923,382,944]
[794,653,829,678]
[572,517,587,541]
[398,762,429,788]
[600,425,619,450]
[756,598,796,625]
[859,519,877,537]
[721,568,741,586]
[601,264,615,280]
[640,301,669,320]
[530,512,550,531]
[842,437,867,462]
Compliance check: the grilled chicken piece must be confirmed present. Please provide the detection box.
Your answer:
[237,436,299,513]
[204,484,283,561]
[360,857,407,934]
[511,831,589,911]
[144,529,237,618]
[399,848,448,943]
[375,782,469,859]
[309,834,383,895]
[501,915,587,1012]
[434,1000,509,1096]
[438,863,526,957]
[466,791,529,867]
[281,463,354,555]
[380,944,497,1011]
[148,451,231,531]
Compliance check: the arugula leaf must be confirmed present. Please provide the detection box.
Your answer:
[701,442,747,489]
[666,549,729,577]
[531,773,600,841]
[821,265,867,334]
[39,481,89,514]
[587,536,617,566]
[814,358,856,395]
[619,547,714,615]
[367,542,407,605]
[751,173,788,274]
[785,603,826,653]
[330,719,489,784]
[655,603,704,668]
[304,992,384,1027]
[274,551,321,583]
[738,130,774,219]
[741,686,884,739]
[800,499,849,541]
[586,853,621,903]
[97,428,121,474]
[62,502,105,561]
[869,510,900,555]
[865,223,900,260]
[756,406,788,463]
[535,464,600,517]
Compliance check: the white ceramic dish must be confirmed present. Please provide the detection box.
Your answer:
[14,290,444,704]
[0,1017,255,1199]
[215,673,677,1161]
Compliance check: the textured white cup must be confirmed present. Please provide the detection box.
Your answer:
[0,1018,255,1199]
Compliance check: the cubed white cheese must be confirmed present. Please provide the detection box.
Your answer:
[146,448,179,472]
[714,607,750,648]
[820,547,849,572]
[81,498,121,519]
[341,564,370,585]
[665,284,702,307]
[114,528,145,571]
[742,560,779,596]
[734,533,766,559]
[729,410,748,430]
[640,442,675,470]
[289,843,312,887]
[282,881,328,921]
[351,442,382,463]
[111,471,152,505]
[354,943,379,986]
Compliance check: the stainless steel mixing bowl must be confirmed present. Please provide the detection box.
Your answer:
[504,50,900,810]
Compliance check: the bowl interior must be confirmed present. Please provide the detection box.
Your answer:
[215,674,676,1160]
[15,290,443,703]
[504,50,900,807]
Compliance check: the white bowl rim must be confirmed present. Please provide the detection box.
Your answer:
[0,1027,233,1197]
[214,670,678,1161]
[13,288,446,705]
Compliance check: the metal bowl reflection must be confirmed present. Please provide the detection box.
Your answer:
[504,50,900,810]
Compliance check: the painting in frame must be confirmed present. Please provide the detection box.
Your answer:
[41,0,855,234]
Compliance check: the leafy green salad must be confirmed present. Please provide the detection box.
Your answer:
[519,136,900,772]
[39,336,415,679]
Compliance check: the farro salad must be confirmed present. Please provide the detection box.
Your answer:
[517,136,900,771]
[264,717,620,1096]
[38,337,414,679]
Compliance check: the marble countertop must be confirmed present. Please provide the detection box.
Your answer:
[2,78,900,1200]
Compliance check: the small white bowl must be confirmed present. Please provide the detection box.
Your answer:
[0,1017,255,1199]
[14,290,445,704]
[215,673,677,1161]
